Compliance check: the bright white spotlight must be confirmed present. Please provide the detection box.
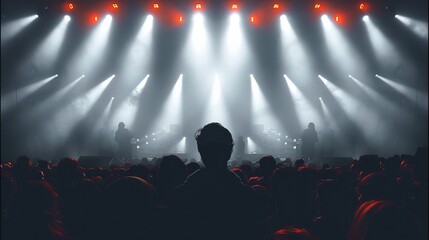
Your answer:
[363,15,369,21]
[280,15,286,21]
[284,74,321,129]
[111,97,115,100]
[1,15,40,44]
[106,15,113,21]
[147,15,153,21]
[29,15,71,71]
[35,15,39,18]
[395,14,428,39]
[231,13,240,23]
[319,97,322,100]
[194,13,203,22]
[64,15,71,21]
[82,75,85,77]
[251,75,282,130]
[321,15,328,21]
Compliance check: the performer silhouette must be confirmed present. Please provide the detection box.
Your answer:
[301,122,318,162]
[115,122,132,161]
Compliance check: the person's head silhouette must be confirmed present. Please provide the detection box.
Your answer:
[118,122,125,129]
[195,122,234,172]
[308,122,315,130]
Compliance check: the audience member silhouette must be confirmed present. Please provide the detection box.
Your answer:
[4,180,72,240]
[348,200,423,240]
[157,155,186,206]
[169,122,258,240]
[265,226,318,240]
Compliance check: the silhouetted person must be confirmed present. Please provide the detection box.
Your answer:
[115,122,132,162]
[348,200,422,240]
[319,122,334,159]
[4,180,72,240]
[301,122,318,163]
[265,226,318,240]
[169,122,257,240]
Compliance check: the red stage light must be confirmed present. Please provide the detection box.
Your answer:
[314,3,321,9]
[68,3,74,10]
[153,3,160,9]
[250,16,255,22]
[179,16,183,22]
[94,16,98,22]
[358,2,369,11]
[231,3,238,9]
[112,3,119,9]
[273,3,280,9]
[195,3,202,9]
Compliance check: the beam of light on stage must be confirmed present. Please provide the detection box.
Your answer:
[318,74,378,140]
[318,74,360,118]
[250,74,282,131]
[220,13,252,75]
[68,15,113,75]
[280,15,314,83]
[119,15,153,87]
[246,137,258,154]
[190,13,208,55]
[284,74,321,129]
[173,136,186,154]
[29,75,85,121]
[111,74,150,130]
[349,75,397,114]
[395,15,428,40]
[1,14,38,46]
[30,15,71,71]
[52,75,114,138]
[376,74,428,112]
[203,74,231,129]
[93,97,115,135]
[1,74,58,115]
[320,15,366,75]
[362,16,404,68]
[150,74,183,131]
[318,97,335,126]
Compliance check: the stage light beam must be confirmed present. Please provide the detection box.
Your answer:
[395,14,428,39]
[1,15,39,45]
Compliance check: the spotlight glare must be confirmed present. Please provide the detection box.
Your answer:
[231,3,238,10]
[273,3,280,9]
[153,3,160,9]
[64,15,71,21]
[363,15,369,21]
[111,97,115,100]
[112,3,119,9]
[321,15,328,20]
[35,15,39,18]
[319,97,322,100]
[395,14,398,18]
[106,15,112,21]
[314,3,321,9]
[231,13,240,22]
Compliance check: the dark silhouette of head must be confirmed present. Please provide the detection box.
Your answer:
[158,155,187,189]
[295,159,305,168]
[195,122,234,172]
[118,122,125,129]
[259,155,277,177]
[186,162,201,176]
[265,226,318,240]
[348,200,421,240]
[308,122,315,130]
